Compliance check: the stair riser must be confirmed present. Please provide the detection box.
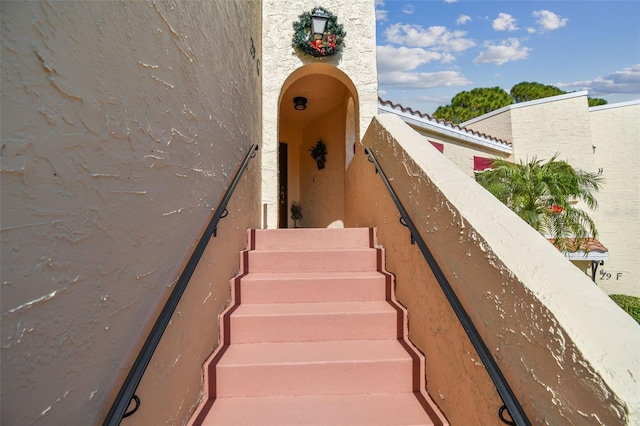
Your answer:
[215,360,413,397]
[252,228,372,250]
[247,250,377,273]
[229,311,398,343]
[239,276,387,304]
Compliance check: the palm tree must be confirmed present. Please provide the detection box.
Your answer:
[475,155,603,251]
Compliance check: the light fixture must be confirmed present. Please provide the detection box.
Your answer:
[293,96,307,110]
[310,9,329,40]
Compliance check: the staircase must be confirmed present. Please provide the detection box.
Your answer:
[189,228,448,426]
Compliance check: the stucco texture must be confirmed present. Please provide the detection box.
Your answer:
[589,102,640,296]
[346,114,640,425]
[1,1,261,424]
[261,0,377,228]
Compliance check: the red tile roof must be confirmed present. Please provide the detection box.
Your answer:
[378,98,513,148]
[547,238,609,253]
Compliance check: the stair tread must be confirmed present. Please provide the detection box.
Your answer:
[233,301,395,316]
[201,393,436,426]
[217,340,411,366]
[253,228,372,250]
[242,270,384,280]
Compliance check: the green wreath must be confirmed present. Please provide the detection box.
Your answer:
[292,7,346,57]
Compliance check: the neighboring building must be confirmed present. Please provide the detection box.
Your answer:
[464,93,640,297]
[379,94,640,297]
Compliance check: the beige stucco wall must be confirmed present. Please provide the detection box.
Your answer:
[1,1,262,424]
[346,114,640,425]
[300,105,346,228]
[589,101,640,296]
[262,0,377,228]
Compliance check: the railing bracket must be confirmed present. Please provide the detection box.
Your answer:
[499,404,516,425]
[123,395,140,418]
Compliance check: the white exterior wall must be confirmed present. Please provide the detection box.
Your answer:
[1,2,262,424]
[262,0,378,228]
[589,101,640,296]
[510,92,594,170]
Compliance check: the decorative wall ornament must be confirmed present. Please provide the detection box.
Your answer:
[292,7,346,58]
[309,140,328,169]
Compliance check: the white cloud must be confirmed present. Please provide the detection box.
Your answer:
[493,13,518,31]
[445,0,458,3]
[384,23,475,52]
[402,4,414,15]
[527,27,536,34]
[378,70,470,89]
[473,38,531,65]
[532,10,568,31]
[457,14,472,25]
[556,64,640,96]
[375,0,388,21]
[377,45,454,72]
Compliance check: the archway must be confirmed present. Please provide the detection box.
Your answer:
[277,64,359,228]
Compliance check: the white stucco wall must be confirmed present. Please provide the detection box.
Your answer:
[589,101,640,296]
[261,0,378,228]
[1,1,262,424]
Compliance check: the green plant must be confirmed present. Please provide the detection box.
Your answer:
[609,294,640,323]
[290,201,302,220]
[309,140,327,169]
[475,154,602,251]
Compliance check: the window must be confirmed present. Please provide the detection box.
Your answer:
[473,156,494,171]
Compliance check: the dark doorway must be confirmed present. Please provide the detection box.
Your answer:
[278,142,288,228]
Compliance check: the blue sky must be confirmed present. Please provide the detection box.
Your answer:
[375,0,640,114]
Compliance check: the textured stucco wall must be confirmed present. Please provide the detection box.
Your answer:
[589,101,640,296]
[300,105,346,228]
[262,0,377,228]
[463,107,515,144]
[1,1,262,424]
[346,114,640,425]
[509,93,594,170]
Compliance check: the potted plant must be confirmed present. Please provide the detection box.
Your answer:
[309,140,327,170]
[290,201,302,228]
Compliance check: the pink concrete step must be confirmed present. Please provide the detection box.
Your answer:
[252,227,373,250]
[238,271,387,304]
[189,228,449,426]
[215,340,414,397]
[229,301,398,343]
[200,393,438,425]
[247,248,377,273]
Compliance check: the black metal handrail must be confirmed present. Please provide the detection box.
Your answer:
[365,147,530,426]
[103,144,259,426]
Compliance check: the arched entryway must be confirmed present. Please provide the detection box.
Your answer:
[277,64,359,228]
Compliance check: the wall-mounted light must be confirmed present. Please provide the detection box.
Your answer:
[310,9,330,39]
[293,96,307,110]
